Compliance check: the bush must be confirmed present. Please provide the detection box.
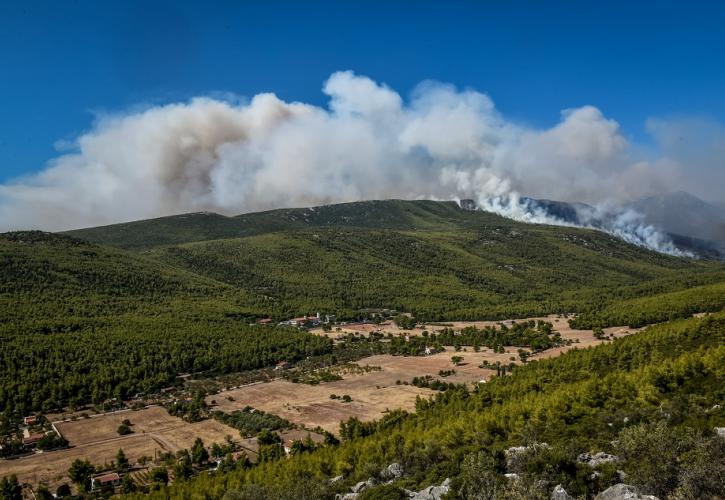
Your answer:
[615,420,725,499]
[358,483,409,500]
[56,484,71,498]
[117,423,133,435]
[150,467,169,484]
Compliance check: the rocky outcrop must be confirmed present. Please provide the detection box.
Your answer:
[505,443,550,472]
[335,465,447,500]
[551,484,574,500]
[405,478,451,500]
[594,483,659,500]
[577,452,620,468]
[381,463,404,481]
[351,478,375,493]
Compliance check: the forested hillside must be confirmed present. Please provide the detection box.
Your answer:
[67,200,725,322]
[147,225,724,321]
[64,200,478,251]
[127,313,725,499]
[3,200,725,415]
[0,232,330,414]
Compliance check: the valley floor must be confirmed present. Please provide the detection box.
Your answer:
[210,316,639,434]
[0,315,645,492]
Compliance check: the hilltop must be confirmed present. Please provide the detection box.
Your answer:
[63,200,478,251]
[62,199,725,321]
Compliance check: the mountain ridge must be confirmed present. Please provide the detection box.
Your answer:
[62,194,725,258]
[62,199,502,251]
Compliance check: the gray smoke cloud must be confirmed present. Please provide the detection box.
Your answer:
[0,71,720,256]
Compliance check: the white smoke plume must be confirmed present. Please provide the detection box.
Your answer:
[0,71,715,256]
[466,193,691,257]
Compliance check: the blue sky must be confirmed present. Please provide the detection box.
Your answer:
[2,1,725,182]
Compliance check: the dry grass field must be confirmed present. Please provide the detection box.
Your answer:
[54,406,180,446]
[311,314,639,343]
[212,316,639,435]
[208,348,517,434]
[1,433,161,492]
[0,406,239,491]
[209,379,431,435]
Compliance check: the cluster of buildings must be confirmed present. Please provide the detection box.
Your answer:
[20,415,46,448]
[257,309,402,329]
[273,312,336,327]
[20,415,57,449]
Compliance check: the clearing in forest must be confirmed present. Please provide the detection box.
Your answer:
[215,317,639,434]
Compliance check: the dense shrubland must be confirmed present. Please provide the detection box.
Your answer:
[148,227,724,323]
[213,408,291,437]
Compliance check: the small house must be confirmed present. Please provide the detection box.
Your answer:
[23,415,38,426]
[22,432,45,448]
[91,472,121,490]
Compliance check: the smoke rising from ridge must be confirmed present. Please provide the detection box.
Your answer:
[0,71,720,255]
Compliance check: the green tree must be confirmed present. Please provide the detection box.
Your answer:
[393,315,417,330]
[55,484,71,498]
[35,486,54,500]
[211,442,224,459]
[518,349,530,363]
[67,459,95,492]
[117,423,132,435]
[191,437,209,465]
[460,451,499,500]
[257,429,281,446]
[116,448,129,471]
[120,475,137,494]
[616,420,698,498]
[150,467,168,485]
[36,433,68,450]
[174,450,194,480]
[0,475,22,500]
[258,443,285,463]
